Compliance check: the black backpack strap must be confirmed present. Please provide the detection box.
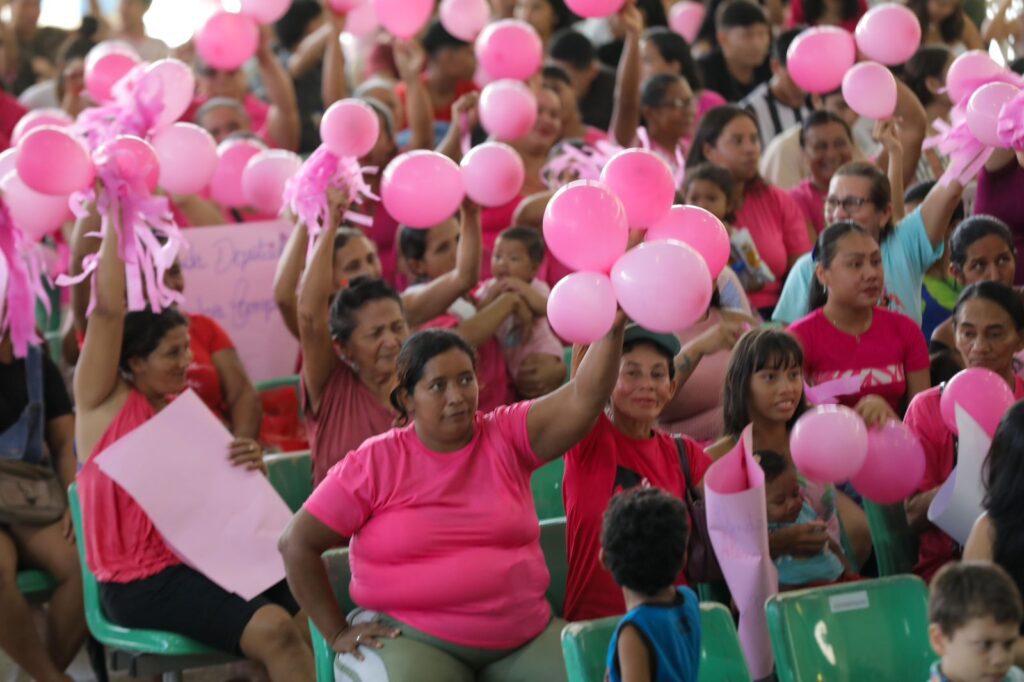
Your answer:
[673,436,700,500]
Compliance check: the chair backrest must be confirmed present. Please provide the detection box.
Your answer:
[265,451,313,513]
[766,575,935,682]
[532,458,566,521]
[69,482,120,642]
[560,602,752,682]
[540,517,568,618]
[863,500,920,576]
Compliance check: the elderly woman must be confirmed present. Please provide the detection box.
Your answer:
[279,314,628,681]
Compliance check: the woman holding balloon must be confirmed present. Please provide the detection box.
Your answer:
[705,328,874,566]
[789,221,931,421]
[638,27,726,130]
[907,281,1024,582]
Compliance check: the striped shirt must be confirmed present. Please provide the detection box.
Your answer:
[741,82,813,146]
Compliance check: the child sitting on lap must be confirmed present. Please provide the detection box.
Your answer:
[760,450,853,587]
[602,488,701,682]
[928,562,1024,682]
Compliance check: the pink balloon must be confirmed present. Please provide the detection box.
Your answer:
[611,240,713,333]
[669,1,705,43]
[475,20,543,81]
[460,142,525,207]
[854,3,922,66]
[210,138,267,208]
[329,0,367,10]
[850,421,926,504]
[382,151,465,228]
[565,0,625,19]
[242,150,302,215]
[321,99,380,159]
[195,12,260,71]
[375,0,433,39]
[967,82,1021,148]
[599,149,675,229]
[543,180,628,272]
[16,127,94,196]
[0,149,16,179]
[239,0,291,24]
[0,171,71,242]
[786,27,856,95]
[142,59,196,130]
[440,0,490,41]
[343,1,378,36]
[940,367,1016,437]
[841,62,898,120]
[790,405,869,484]
[547,272,618,343]
[645,205,730,278]
[151,123,218,195]
[84,41,140,103]
[11,109,72,146]
[946,50,1009,105]
[95,136,160,193]
[479,80,538,141]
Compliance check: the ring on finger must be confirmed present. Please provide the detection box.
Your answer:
[355,634,363,645]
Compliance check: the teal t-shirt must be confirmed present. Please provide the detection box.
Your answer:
[772,208,943,325]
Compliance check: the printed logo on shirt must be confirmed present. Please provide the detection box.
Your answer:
[612,467,651,497]
[812,364,906,390]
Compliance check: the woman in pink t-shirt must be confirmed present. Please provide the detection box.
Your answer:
[788,111,855,242]
[279,319,628,681]
[789,222,931,420]
[688,106,812,314]
[906,281,1024,582]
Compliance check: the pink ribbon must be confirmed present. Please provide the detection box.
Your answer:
[923,105,994,187]
[0,200,42,357]
[997,90,1024,151]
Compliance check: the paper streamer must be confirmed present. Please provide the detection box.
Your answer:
[924,104,994,187]
[0,200,43,357]
[705,424,778,679]
[280,145,379,260]
[927,404,992,546]
[997,90,1024,150]
[96,390,293,600]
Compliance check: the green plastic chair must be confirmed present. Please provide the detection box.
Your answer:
[560,601,752,682]
[765,575,935,682]
[864,500,920,576]
[17,569,57,603]
[68,483,238,681]
[532,458,566,521]
[308,517,571,682]
[256,374,302,394]
[265,450,313,512]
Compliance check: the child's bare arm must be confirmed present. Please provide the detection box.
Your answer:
[616,624,653,682]
[828,538,856,577]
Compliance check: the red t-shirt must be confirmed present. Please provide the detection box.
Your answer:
[0,90,27,151]
[394,77,478,125]
[789,308,930,413]
[735,180,811,310]
[904,377,1024,582]
[563,414,712,621]
[79,390,181,582]
[184,313,234,422]
[303,362,396,486]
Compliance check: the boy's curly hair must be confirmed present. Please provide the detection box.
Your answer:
[601,488,689,596]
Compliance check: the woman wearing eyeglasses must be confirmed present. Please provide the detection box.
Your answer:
[772,160,966,326]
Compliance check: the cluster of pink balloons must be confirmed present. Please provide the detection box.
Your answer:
[440,0,490,41]
[668,2,704,43]
[790,404,926,504]
[476,20,543,82]
[84,41,140,103]
[195,11,260,71]
[542,149,731,341]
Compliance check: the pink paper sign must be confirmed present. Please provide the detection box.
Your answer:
[178,220,299,382]
[705,425,778,679]
[96,390,293,600]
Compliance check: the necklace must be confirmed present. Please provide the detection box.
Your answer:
[823,309,872,342]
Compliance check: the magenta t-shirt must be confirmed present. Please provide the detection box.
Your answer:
[905,377,1024,581]
[789,308,930,412]
[736,180,812,310]
[974,163,1024,285]
[302,362,395,486]
[788,178,825,239]
[304,401,552,649]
